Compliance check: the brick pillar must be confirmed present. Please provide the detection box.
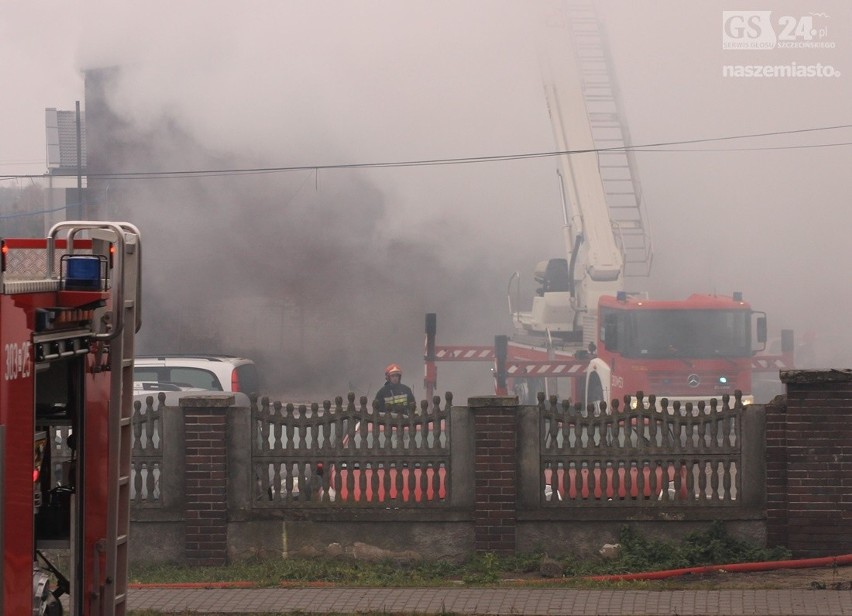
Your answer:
[469,396,518,554]
[180,394,234,566]
[764,397,788,549]
[775,370,852,557]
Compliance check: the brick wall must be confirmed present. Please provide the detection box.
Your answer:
[769,370,852,557]
[469,396,518,554]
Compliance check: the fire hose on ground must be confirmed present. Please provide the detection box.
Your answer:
[583,553,852,582]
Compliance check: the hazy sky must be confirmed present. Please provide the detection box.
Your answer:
[2,1,851,400]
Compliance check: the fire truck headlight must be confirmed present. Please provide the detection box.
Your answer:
[718,376,728,384]
[629,397,639,409]
[741,395,754,406]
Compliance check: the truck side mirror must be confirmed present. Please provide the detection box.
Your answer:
[756,316,767,343]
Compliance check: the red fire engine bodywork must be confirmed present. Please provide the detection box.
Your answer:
[1,277,110,614]
[424,292,795,406]
[1,224,140,616]
[594,294,759,403]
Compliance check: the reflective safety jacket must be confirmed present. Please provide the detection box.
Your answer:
[373,381,416,413]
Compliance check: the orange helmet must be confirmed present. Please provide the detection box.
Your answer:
[384,363,402,378]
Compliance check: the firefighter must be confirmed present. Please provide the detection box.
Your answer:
[374,363,416,413]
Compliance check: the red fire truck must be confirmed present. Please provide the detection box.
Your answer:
[424,11,795,406]
[425,294,795,407]
[1,221,141,615]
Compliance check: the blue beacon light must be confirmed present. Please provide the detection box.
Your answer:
[64,256,102,291]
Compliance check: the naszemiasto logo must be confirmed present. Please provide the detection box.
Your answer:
[722,11,835,50]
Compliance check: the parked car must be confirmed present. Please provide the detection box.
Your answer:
[133,355,261,395]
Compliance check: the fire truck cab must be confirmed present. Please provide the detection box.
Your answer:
[1,221,141,615]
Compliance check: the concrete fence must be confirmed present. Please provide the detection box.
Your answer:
[122,369,851,566]
[121,394,780,564]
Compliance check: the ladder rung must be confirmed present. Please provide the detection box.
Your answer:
[589,111,624,122]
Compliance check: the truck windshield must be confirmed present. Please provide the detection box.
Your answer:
[627,309,751,359]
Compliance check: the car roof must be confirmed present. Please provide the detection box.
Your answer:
[136,354,251,361]
[135,355,254,366]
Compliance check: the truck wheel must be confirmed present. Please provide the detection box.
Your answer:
[43,595,63,616]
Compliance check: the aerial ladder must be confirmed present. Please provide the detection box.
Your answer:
[425,3,794,406]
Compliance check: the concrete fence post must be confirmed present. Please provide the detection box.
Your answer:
[449,399,475,509]
[468,396,519,554]
[180,394,234,566]
[739,404,766,510]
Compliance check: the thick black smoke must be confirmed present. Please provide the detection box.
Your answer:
[86,68,511,400]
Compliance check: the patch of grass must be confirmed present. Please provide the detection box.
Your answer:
[130,557,468,587]
[460,552,501,584]
[129,522,792,588]
[557,521,792,577]
[128,613,392,616]
[129,613,404,616]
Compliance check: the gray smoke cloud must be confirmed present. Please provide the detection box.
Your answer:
[85,94,517,400]
[75,0,852,401]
